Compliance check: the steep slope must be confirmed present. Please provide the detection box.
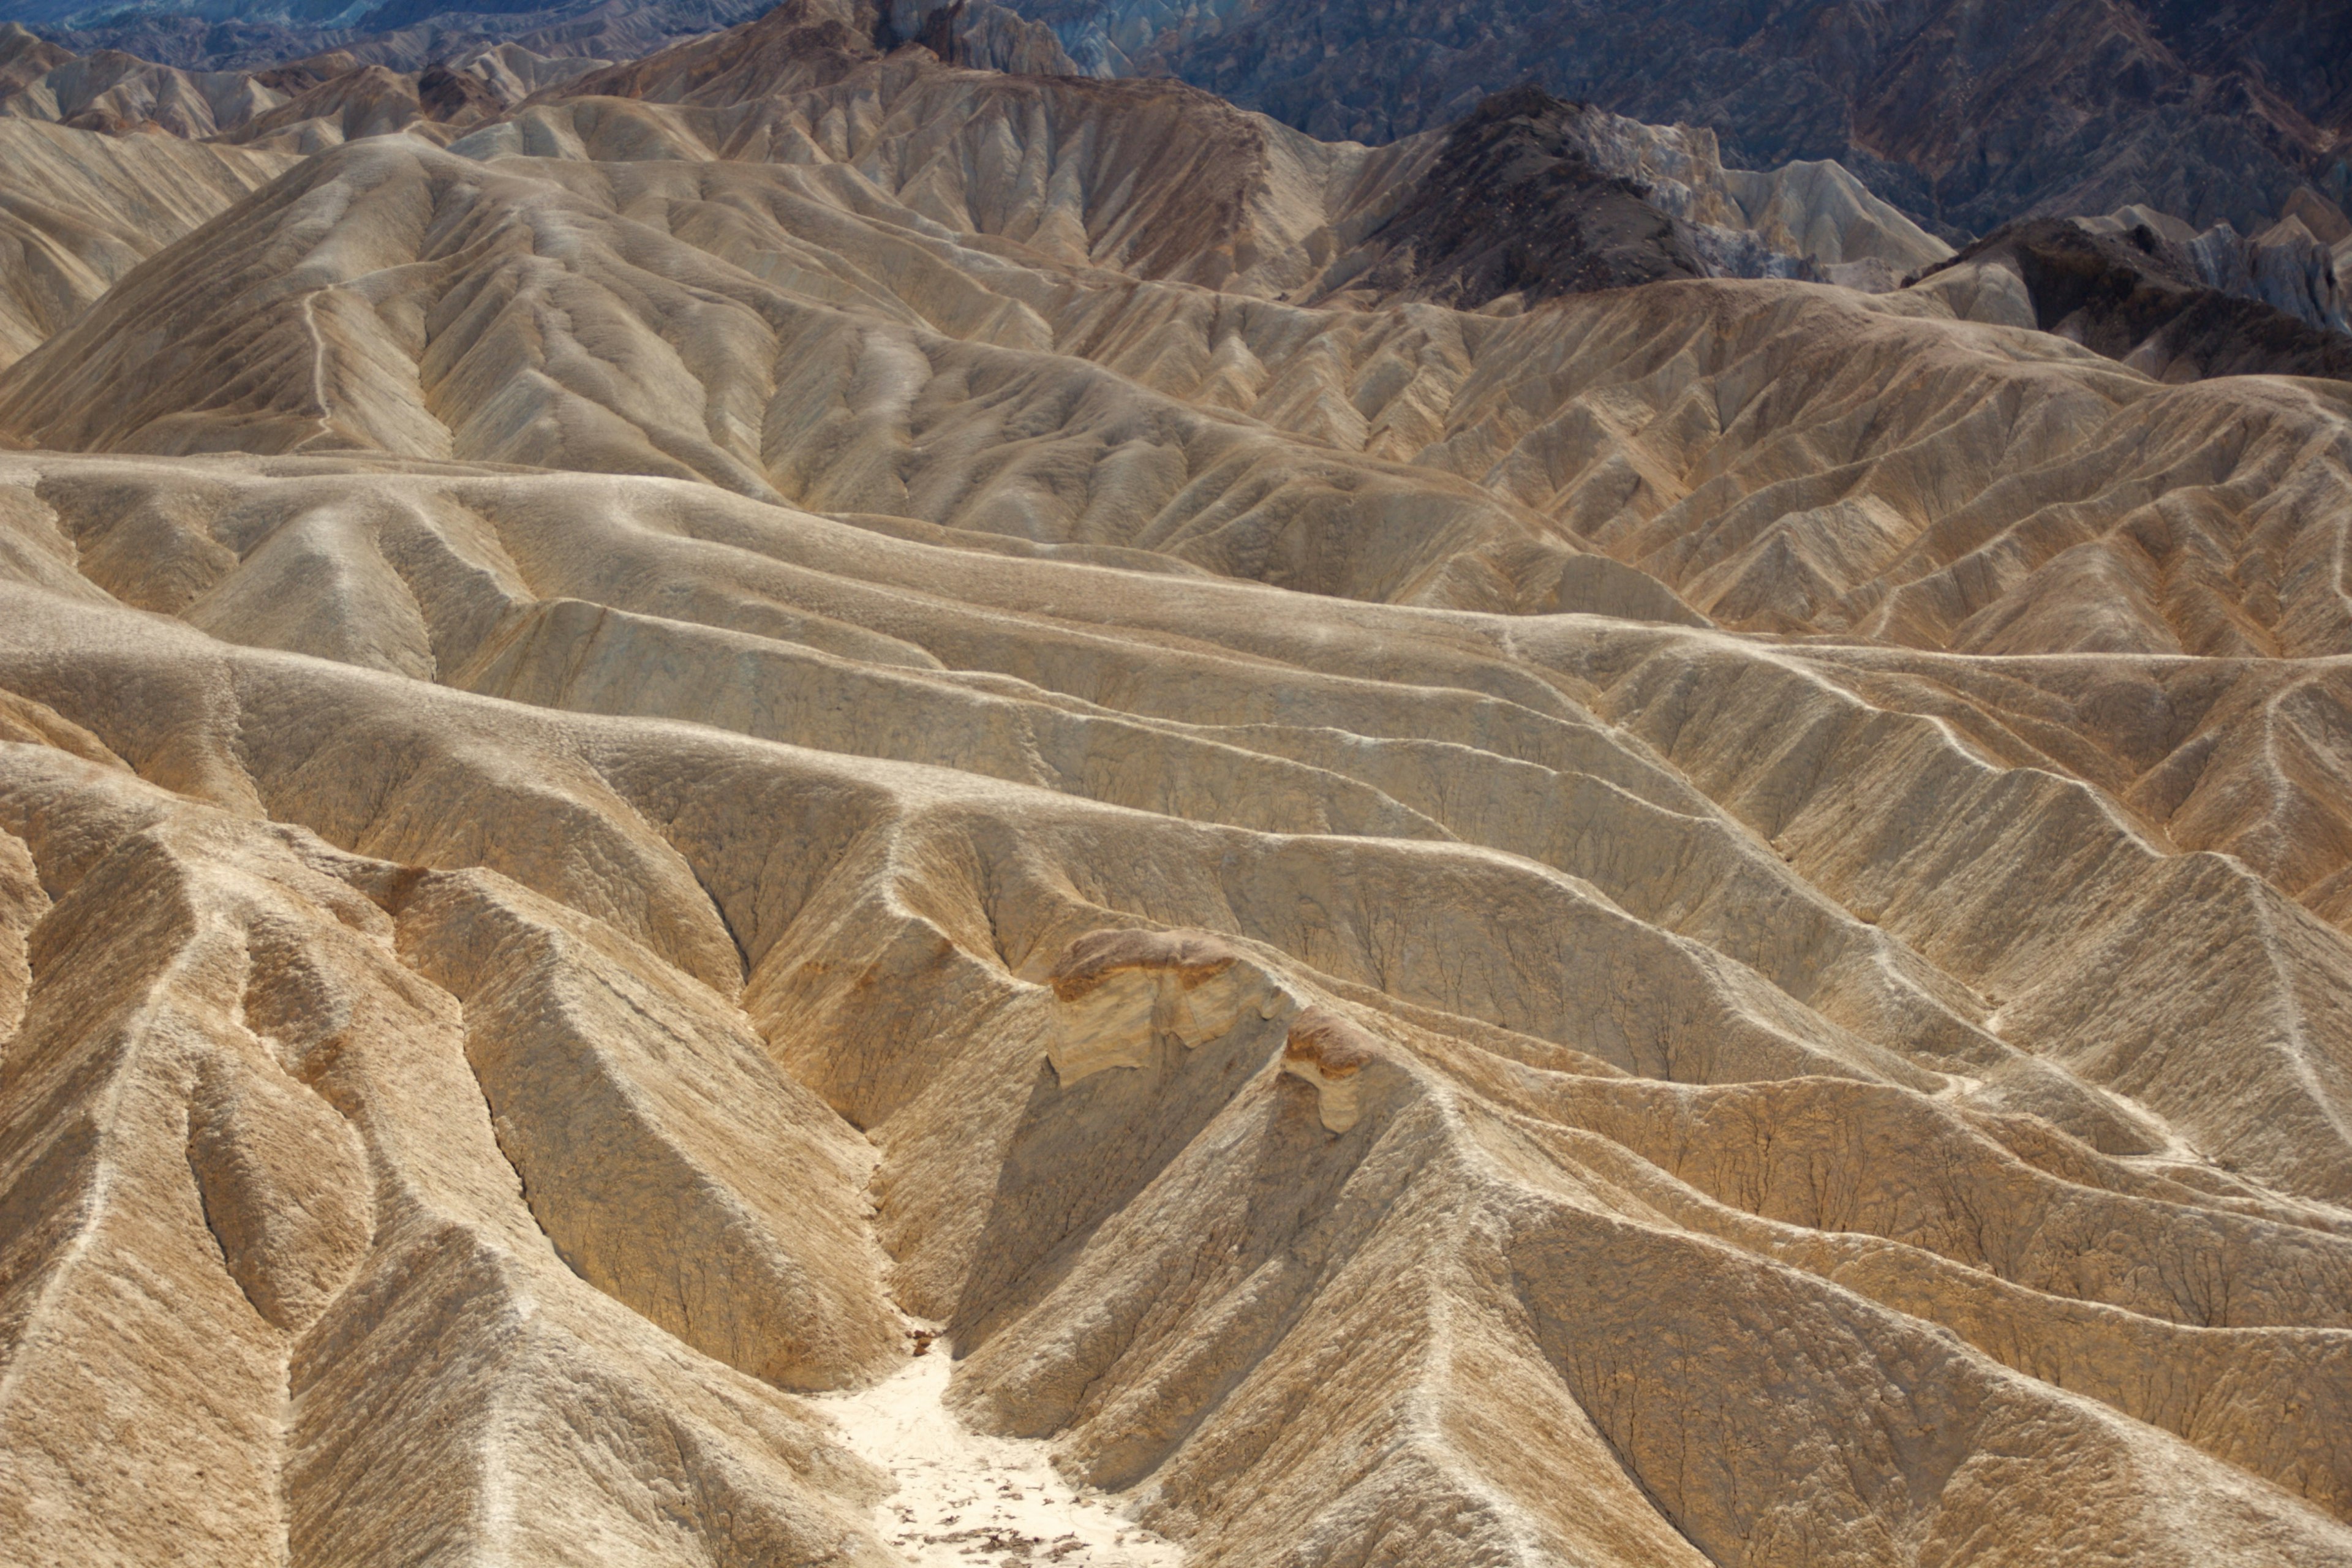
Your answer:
[3,6,2352,1568]
[0,118,296,368]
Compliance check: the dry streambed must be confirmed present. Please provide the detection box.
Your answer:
[821,1329,1185,1567]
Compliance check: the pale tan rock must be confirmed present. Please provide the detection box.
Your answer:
[0,14,2350,1566]
[1047,928,1290,1085]
[1276,1007,1376,1132]
[0,121,295,371]
[184,1045,373,1333]
[0,820,39,1038]
[0,745,898,1568]
[394,865,903,1390]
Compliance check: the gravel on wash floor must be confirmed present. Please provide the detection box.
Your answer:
[818,1330,1185,1567]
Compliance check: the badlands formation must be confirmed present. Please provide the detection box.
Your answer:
[2,3,2352,1565]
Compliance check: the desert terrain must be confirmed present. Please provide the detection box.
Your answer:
[2,2,2352,1564]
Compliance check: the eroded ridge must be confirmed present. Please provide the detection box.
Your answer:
[2,4,2351,1564]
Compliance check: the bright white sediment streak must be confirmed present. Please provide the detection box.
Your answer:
[820,1331,1184,1567]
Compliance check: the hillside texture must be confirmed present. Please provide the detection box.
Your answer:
[2,4,2352,1566]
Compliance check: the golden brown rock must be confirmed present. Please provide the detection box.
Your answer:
[1,10,2350,1567]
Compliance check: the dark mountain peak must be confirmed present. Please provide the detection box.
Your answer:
[1354,84,1709,309]
[1457,80,1578,131]
[415,55,501,113]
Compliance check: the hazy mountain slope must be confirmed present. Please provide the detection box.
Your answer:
[0,19,365,135]
[3,4,2352,1567]
[14,0,2350,238]
[1,0,1062,79]
[0,0,742,69]
[998,0,2352,238]
[0,18,619,150]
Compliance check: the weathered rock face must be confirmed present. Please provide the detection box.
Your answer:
[2070,200,2352,337]
[4,6,2352,1567]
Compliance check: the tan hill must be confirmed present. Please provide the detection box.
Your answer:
[0,21,385,138]
[2,5,2352,1567]
[0,118,296,369]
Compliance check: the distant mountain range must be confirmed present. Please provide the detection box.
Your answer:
[992,0,2352,240]
[1,0,770,75]
[4,0,2350,242]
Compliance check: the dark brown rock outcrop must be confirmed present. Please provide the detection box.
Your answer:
[1352,85,1710,307]
[1927,217,2352,382]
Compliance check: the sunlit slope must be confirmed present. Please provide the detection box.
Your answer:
[2,7,2351,1567]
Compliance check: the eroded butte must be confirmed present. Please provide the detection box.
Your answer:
[2,4,2351,1566]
